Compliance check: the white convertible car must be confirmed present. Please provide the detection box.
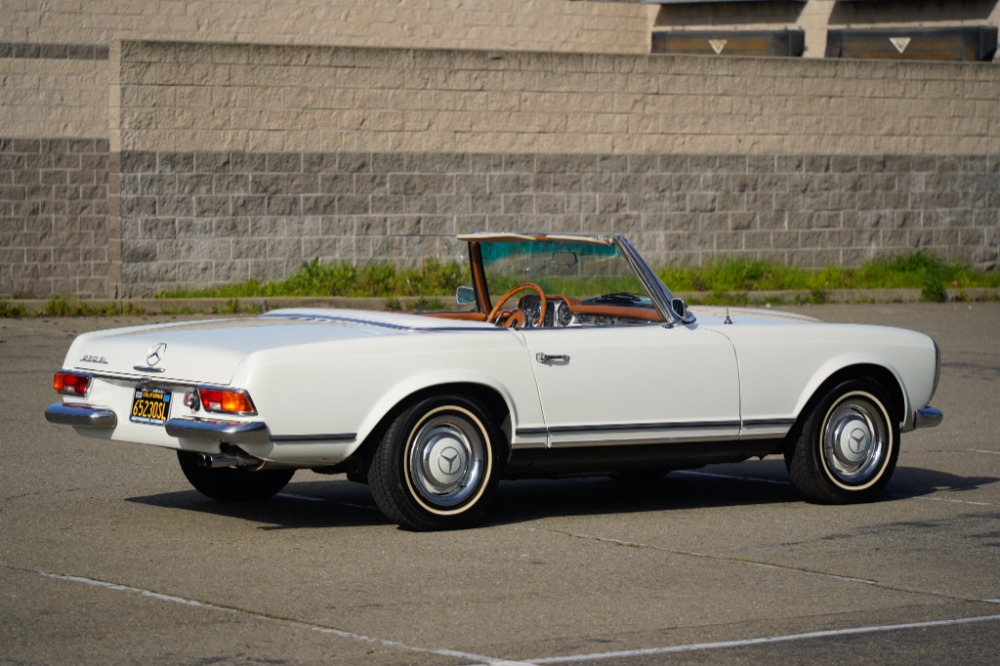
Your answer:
[46,233,942,530]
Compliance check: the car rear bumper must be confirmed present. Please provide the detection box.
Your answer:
[45,403,271,446]
[45,402,117,429]
[165,417,271,446]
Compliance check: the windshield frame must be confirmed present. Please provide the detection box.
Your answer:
[460,232,682,327]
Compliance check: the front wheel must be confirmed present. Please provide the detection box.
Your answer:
[368,395,503,531]
[787,379,899,504]
[177,451,295,502]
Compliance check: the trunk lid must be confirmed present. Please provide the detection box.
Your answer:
[66,308,490,385]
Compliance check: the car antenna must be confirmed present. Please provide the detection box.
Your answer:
[724,308,733,325]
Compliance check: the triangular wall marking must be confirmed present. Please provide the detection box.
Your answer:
[889,37,912,54]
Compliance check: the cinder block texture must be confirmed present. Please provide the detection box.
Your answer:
[1,0,652,56]
[117,42,1000,157]
[0,138,109,297]
[113,148,999,297]
[99,41,1000,297]
[0,58,109,139]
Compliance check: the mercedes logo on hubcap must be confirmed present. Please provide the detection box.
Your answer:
[437,446,462,475]
[848,427,869,454]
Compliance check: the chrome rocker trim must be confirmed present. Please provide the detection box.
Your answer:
[913,407,943,429]
[165,417,271,446]
[45,402,117,429]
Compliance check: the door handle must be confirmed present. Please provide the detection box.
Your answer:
[535,352,570,364]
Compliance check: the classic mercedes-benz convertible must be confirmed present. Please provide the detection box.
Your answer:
[46,233,942,530]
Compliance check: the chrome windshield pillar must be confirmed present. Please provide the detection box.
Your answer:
[614,235,684,326]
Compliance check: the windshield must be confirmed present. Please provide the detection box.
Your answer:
[474,237,665,326]
[480,239,646,300]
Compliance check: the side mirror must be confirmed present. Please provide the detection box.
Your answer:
[456,285,476,306]
[671,297,696,324]
[671,297,686,319]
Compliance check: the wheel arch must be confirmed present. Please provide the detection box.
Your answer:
[349,381,513,478]
[788,363,906,446]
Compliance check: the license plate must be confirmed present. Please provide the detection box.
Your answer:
[130,387,171,425]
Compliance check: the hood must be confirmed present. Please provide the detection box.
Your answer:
[66,308,492,385]
[690,306,820,327]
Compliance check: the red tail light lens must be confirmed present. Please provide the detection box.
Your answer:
[54,371,91,396]
[197,388,256,415]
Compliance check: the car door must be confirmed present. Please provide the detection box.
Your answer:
[519,323,740,447]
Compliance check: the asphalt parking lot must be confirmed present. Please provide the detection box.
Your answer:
[2,302,998,665]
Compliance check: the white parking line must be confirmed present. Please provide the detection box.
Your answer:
[36,570,532,666]
[28,569,1000,666]
[907,495,994,507]
[523,614,1000,664]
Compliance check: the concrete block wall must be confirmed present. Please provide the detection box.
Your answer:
[117,42,1000,157]
[107,41,999,297]
[114,147,999,297]
[1,1,653,57]
[1,0,654,298]
[0,138,109,297]
[1,2,998,299]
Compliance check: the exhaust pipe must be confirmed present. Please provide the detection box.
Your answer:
[197,451,262,469]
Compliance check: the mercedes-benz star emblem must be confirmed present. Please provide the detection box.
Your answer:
[848,428,869,454]
[145,343,168,367]
[437,446,461,475]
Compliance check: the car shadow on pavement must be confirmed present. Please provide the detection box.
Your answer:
[125,461,998,530]
[127,479,390,530]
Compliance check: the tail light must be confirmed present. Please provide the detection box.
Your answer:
[54,371,92,396]
[197,388,257,415]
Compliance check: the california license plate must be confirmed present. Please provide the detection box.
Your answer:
[130,387,171,425]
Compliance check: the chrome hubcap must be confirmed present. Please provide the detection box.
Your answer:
[408,412,485,508]
[822,394,888,484]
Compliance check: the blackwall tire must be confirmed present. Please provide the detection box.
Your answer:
[787,379,899,504]
[177,451,294,502]
[368,395,502,531]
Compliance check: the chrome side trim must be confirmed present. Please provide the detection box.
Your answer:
[165,418,271,446]
[914,407,943,429]
[547,420,742,435]
[739,418,796,440]
[271,433,356,443]
[45,402,117,429]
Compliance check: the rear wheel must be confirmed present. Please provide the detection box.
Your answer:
[177,451,295,502]
[787,378,899,504]
[368,395,502,531]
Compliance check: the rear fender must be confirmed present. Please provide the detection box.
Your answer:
[350,369,528,456]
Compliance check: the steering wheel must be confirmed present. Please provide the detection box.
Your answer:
[487,283,547,328]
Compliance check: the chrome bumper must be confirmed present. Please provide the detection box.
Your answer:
[45,403,117,429]
[165,418,271,446]
[914,406,943,429]
[45,403,270,446]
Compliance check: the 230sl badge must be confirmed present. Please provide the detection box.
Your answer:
[80,355,108,364]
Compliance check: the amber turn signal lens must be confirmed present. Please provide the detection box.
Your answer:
[197,388,256,415]
[54,371,90,396]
